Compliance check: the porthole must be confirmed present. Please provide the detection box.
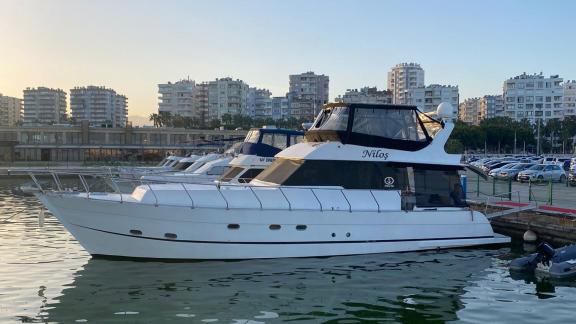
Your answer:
[164,233,177,239]
[227,224,240,230]
[331,233,336,238]
[129,229,142,236]
[346,232,351,237]
[296,225,307,231]
[269,224,281,230]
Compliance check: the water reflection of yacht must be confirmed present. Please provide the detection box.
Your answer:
[33,103,509,259]
[44,250,493,323]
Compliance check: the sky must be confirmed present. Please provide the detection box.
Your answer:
[2,0,576,125]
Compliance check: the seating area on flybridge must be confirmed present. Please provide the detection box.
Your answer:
[305,103,448,151]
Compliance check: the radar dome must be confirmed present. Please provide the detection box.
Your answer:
[436,102,454,119]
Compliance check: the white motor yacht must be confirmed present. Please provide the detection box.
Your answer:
[141,153,225,183]
[31,103,509,260]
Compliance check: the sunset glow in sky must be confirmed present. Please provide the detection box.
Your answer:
[2,0,576,124]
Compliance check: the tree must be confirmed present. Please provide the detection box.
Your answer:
[149,113,161,127]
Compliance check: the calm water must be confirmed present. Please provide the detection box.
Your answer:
[1,179,576,323]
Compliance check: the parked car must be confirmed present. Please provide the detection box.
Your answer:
[496,163,535,180]
[488,163,519,177]
[482,160,517,173]
[517,164,567,183]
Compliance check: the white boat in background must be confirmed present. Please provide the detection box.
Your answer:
[142,156,232,184]
[31,103,509,260]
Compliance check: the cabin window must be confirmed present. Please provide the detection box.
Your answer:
[262,134,274,146]
[255,159,408,190]
[272,134,287,150]
[352,108,426,141]
[238,168,264,183]
[173,162,193,170]
[413,168,465,207]
[219,166,245,182]
[207,166,230,176]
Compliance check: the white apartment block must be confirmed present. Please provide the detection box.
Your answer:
[563,80,576,117]
[258,96,290,120]
[115,95,128,127]
[459,98,481,125]
[406,84,459,114]
[207,78,249,120]
[70,86,128,127]
[194,82,209,124]
[247,88,272,118]
[387,63,425,104]
[288,71,329,120]
[158,79,197,118]
[503,73,564,122]
[0,94,22,127]
[23,87,67,125]
[336,87,393,104]
[479,95,504,120]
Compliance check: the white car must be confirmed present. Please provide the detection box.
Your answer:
[517,164,567,183]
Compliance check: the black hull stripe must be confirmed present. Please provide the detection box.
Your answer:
[74,224,495,245]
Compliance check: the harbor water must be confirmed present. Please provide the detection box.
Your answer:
[1,178,575,323]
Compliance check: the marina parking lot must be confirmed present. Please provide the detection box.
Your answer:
[465,170,576,210]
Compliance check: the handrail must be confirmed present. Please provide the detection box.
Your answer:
[29,173,45,194]
[248,186,263,210]
[340,189,352,212]
[146,183,159,207]
[51,172,63,191]
[78,175,90,198]
[369,190,381,213]
[181,183,195,208]
[310,189,323,211]
[278,187,291,211]
[217,186,230,209]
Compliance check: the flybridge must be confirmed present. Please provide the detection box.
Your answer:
[305,103,444,151]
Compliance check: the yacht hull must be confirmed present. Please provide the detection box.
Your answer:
[38,194,509,260]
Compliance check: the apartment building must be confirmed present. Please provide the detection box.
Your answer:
[70,86,128,127]
[503,73,564,122]
[23,87,67,125]
[479,95,504,120]
[207,78,249,120]
[247,88,272,118]
[0,94,22,127]
[563,80,576,117]
[406,84,459,114]
[387,63,425,104]
[336,87,393,104]
[288,71,329,120]
[158,79,196,118]
[459,98,481,125]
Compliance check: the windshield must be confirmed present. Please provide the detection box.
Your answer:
[352,108,427,141]
[528,165,545,171]
[245,130,260,144]
[313,106,349,131]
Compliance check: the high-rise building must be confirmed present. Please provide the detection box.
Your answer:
[207,78,249,120]
[257,96,290,120]
[0,94,22,127]
[115,94,128,127]
[23,87,67,125]
[194,82,209,124]
[387,63,425,104]
[406,84,459,114]
[503,73,564,122]
[479,95,504,120]
[247,88,272,118]
[288,71,329,120]
[336,87,393,104]
[70,86,128,127]
[158,79,196,118]
[459,98,481,125]
[563,80,576,117]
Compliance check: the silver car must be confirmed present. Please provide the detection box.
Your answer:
[497,163,534,180]
[517,164,567,183]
